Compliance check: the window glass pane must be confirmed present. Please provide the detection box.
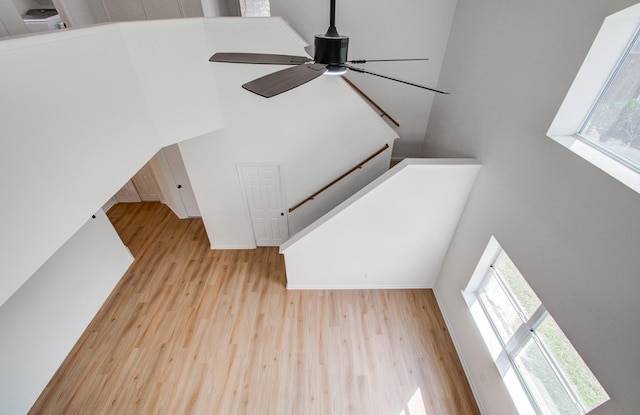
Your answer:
[494,251,541,319]
[478,275,522,343]
[579,30,640,168]
[537,316,610,412]
[240,0,271,16]
[514,338,581,415]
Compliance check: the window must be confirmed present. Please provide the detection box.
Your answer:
[578,28,640,171]
[463,239,609,414]
[548,3,640,194]
[239,0,270,17]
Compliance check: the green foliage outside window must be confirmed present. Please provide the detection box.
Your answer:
[580,30,640,168]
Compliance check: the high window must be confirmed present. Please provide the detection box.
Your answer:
[463,238,609,414]
[578,28,640,171]
[548,3,640,194]
[239,0,270,17]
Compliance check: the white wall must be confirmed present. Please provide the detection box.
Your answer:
[0,25,156,306]
[286,148,392,236]
[269,0,457,157]
[179,18,397,249]
[281,159,480,289]
[0,210,133,414]
[120,19,223,147]
[425,1,640,414]
[0,20,223,307]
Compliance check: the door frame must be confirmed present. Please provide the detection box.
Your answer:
[236,162,290,247]
[158,145,201,218]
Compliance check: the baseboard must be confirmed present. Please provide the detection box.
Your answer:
[390,157,404,167]
[432,287,486,414]
[286,283,433,290]
[102,198,117,212]
[210,244,257,250]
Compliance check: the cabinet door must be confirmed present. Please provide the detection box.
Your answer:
[104,0,147,21]
[178,0,203,17]
[141,0,182,19]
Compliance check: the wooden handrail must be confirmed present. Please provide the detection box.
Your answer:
[288,144,390,213]
[341,77,400,127]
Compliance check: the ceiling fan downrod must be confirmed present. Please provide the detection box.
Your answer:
[314,0,349,71]
[325,0,338,37]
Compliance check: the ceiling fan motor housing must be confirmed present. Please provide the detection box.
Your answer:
[314,34,349,66]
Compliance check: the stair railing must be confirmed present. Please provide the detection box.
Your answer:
[341,77,400,127]
[288,143,390,213]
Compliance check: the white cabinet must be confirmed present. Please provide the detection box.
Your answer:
[140,0,182,19]
[1,0,210,38]
[103,0,146,21]
[96,0,203,22]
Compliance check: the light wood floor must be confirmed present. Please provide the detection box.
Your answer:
[30,202,479,415]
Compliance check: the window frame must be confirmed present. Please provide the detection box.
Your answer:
[462,237,609,415]
[547,3,640,194]
[575,26,640,174]
[475,264,586,414]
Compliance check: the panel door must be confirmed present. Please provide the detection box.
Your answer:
[131,162,161,201]
[239,164,289,246]
[114,181,141,203]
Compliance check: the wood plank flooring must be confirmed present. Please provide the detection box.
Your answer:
[30,202,479,415]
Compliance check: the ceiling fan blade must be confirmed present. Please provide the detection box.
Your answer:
[342,64,450,94]
[348,58,430,64]
[304,44,315,58]
[210,52,312,65]
[243,64,328,98]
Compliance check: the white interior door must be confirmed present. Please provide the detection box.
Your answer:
[131,162,161,201]
[163,144,200,217]
[239,164,289,246]
[114,181,141,203]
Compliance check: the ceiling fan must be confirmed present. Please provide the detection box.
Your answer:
[209,0,449,98]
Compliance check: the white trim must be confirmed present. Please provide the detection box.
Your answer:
[462,235,502,306]
[210,243,257,250]
[467,245,546,414]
